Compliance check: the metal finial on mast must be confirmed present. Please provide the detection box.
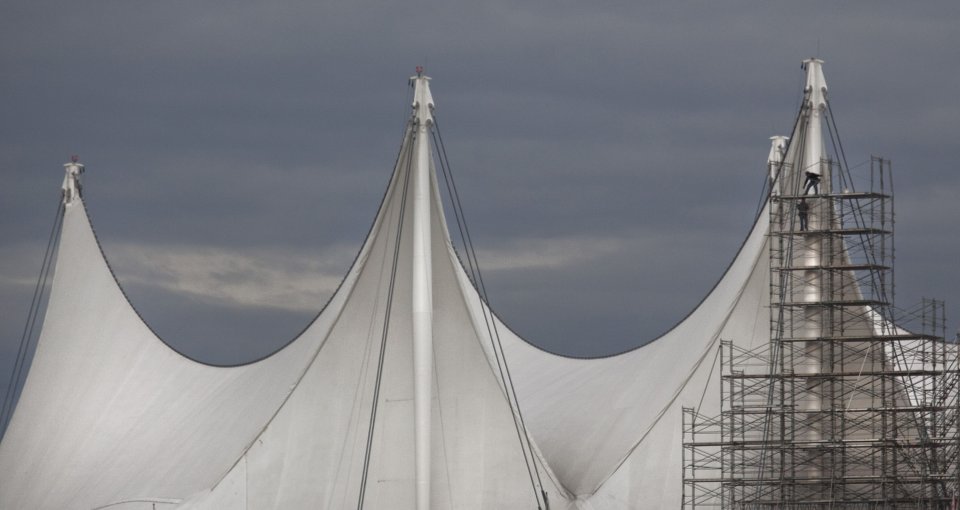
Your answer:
[410,68,434,126]
[62,156,85,205]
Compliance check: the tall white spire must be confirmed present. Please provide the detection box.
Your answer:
[801,58,828,182]
[410,68,434,510]
[799,59,829,466]
[799,58,829,340]
[768,135,788,196]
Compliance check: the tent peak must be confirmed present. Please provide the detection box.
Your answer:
[801,58,828,179]
[62,158,85,205]
[802,58,828,108]
[409,70,434,125]
[767,135,788,196]
[768,135,788,164]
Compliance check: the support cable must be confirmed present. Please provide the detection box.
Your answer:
[824,102,886,305]
[357,124,416,510]
[756,108,808,490]
[432,117,547,509]
[825,102,937,476]
[0,199,65,436]
[758,104,808,484]
[431,122,544,507]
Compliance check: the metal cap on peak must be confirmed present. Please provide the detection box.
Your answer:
[802,58,828,109]
[409,66,434,125]
[62,156,85,205]
[768,135,788,165]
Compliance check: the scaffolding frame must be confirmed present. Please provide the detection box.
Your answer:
[683,158,960,509]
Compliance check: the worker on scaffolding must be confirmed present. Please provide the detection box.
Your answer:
[803,170,820,195]
[797,198,809,231]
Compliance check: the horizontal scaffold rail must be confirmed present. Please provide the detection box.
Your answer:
[725,369,959,379]
[726,405,958,414]
[688,475,956,485]
[688,438,959,449]
[774,333,941,343]
[772,263,891,272]
[775,192,891,200]
[769,227,892,236]
[772,299,888,307]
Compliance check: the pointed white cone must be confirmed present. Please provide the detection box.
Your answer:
[801,58,828,180]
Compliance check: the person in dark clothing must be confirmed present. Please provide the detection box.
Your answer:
[803,171,820,195]
[797,198,810,231]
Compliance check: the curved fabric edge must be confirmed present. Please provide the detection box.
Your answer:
[450,198,772,501]
[167,130,581,510]
[0,135,411,509]
[76,131,412,367]
[490,200,770,360]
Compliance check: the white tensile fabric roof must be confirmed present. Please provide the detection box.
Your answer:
[0,74,805,509]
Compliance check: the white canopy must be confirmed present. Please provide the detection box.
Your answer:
[0,63,846,509]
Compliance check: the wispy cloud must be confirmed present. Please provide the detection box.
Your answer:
[106,243,354,312]
[476,236,626,271]
[0,244,52,289]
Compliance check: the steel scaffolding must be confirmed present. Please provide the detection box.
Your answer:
[682,157,960,508]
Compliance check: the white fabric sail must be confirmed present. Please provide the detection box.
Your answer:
[0,61,917,509]
[491,202,772,507]
[0,196,342,509]
[0,79,569,509]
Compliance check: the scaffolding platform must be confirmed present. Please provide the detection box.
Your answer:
[682,157,960,508]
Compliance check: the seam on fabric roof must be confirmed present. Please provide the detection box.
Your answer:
[90,497,182,509]
[75,124,414,368]
[528,418,576,499]
[430,342,457,509]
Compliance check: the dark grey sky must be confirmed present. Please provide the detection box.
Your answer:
[2,1,959,406]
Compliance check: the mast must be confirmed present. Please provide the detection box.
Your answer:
[410,68,435,510]
[799,58,828,475]
[801,58,827,188]
[799,58,828,339]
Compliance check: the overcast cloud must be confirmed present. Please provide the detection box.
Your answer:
[2,1,959,408]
